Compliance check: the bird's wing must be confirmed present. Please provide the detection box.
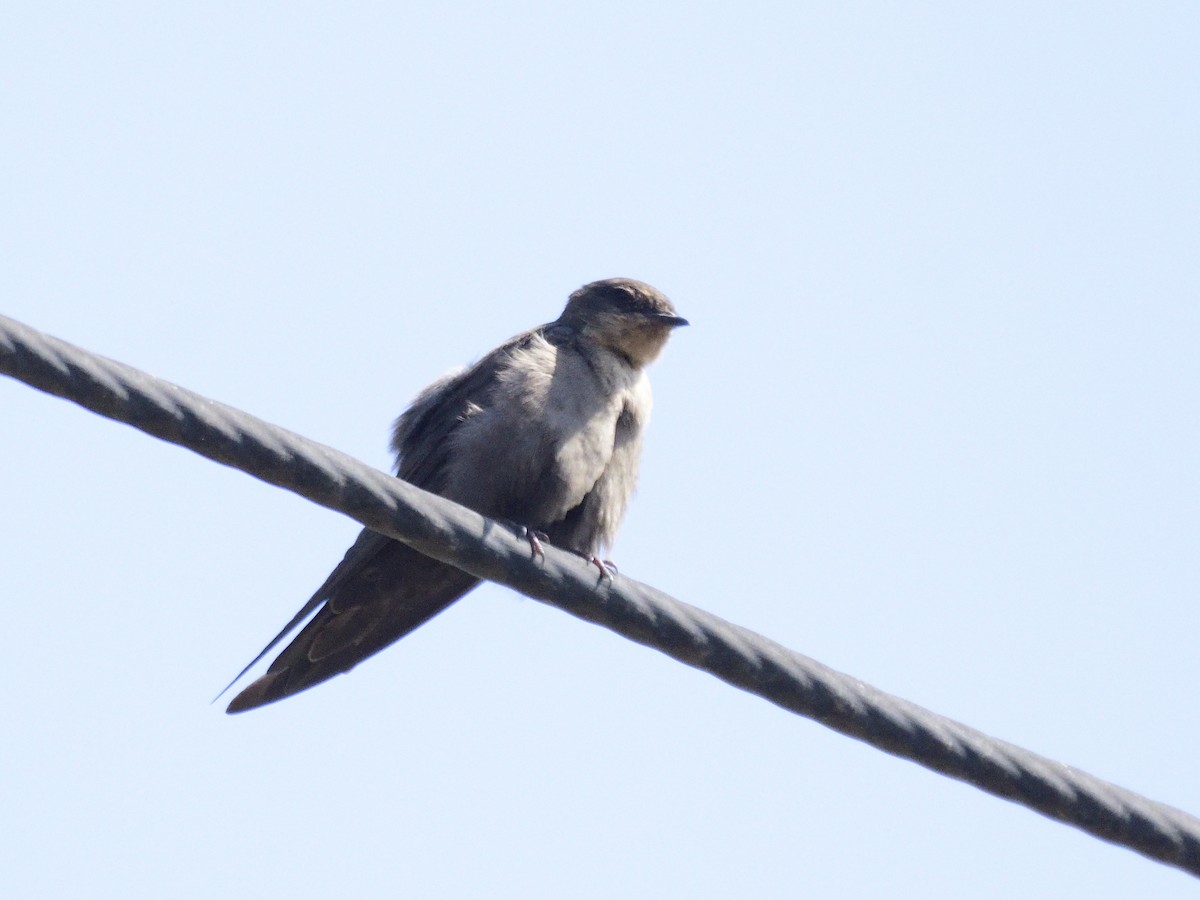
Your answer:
[223,329,544,712]
[390,328,541,488]
[224,540,479,712]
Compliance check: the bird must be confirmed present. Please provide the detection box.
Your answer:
[222,277,687,712]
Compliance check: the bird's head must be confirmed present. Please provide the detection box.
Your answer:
[558,278,688,368]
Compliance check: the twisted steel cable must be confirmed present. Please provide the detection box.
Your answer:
[2,311,1198,878]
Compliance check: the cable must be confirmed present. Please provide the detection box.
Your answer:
[2,311,1198,877]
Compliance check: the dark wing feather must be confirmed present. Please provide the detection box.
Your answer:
[225,541,478,712]
[223,328,544,712]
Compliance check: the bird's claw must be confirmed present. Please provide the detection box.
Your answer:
[588,556,617,581]
[519,526,549,563]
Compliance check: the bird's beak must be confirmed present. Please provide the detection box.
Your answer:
[656,314,689,328]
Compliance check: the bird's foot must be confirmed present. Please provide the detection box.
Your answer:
[588,556,617,581]
[517,526,549,563]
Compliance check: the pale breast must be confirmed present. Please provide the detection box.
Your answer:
[440,334,638,529]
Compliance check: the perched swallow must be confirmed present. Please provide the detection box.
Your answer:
[223,278,686,712]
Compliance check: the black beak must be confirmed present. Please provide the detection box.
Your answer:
[656,314,689,328]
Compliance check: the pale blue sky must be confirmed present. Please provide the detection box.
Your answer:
[3,3,1198,897]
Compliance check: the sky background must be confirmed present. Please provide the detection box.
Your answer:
[2,3,1198,897]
